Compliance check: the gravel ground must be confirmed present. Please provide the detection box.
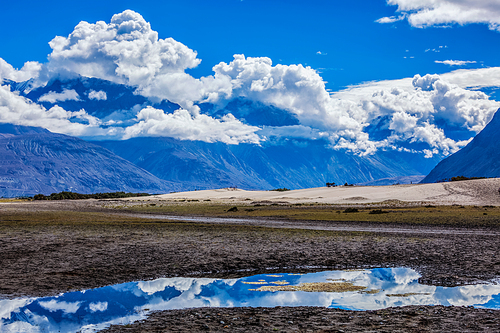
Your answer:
[1,200,500,331]
[102,306,500,332]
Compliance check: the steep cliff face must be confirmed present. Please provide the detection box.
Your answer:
[422,109,500,183]
[0,124,178,197]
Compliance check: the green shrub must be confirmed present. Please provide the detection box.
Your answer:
[369,209,388,214]
[32,191,151,200]
[33,194,47,200]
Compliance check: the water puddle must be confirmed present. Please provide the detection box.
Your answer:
[1,267,500,332]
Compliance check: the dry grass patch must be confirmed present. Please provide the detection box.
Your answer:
[387,293,431,297]
[250,282,366,293]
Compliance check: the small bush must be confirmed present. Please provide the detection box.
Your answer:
[270,188,290,192]
[33,194,48,200]
[227,206,238,212]
[343,208,359,213]
[369,209,389,214]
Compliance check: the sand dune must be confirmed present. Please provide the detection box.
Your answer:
[142,178,500,206]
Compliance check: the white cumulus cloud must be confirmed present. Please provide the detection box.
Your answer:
[0,58,42,82]
[212,54,361,134]
[331,73,500,156]
[209,55,500,156]
[39,89,80,103]
[46,10,202,111]
[0,80,260,144]
[0,84,110,137]
[123,106,262,144]
[48,10,201,82]
[380,0,500,31]
[39,300,82,314]
[0,58,42,83]
[88,90,107,100]
[88,302,108,312]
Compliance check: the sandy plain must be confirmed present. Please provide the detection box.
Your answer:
[135,177,500,206]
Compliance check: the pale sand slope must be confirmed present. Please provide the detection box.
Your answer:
[131,178,500,206]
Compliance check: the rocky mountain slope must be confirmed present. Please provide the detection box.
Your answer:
[0,124,178,197]
[422,109,500,183]
[96,137,436,190]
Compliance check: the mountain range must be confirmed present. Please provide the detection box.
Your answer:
[0,123,179,197]
[96,137,435,191]
[2,75,495,197]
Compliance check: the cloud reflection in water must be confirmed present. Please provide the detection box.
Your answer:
[1,268,499,332]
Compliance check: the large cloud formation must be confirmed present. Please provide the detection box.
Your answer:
[1,9,500,157]
[209,55,499,156]
[379,0,500,31]
[48,10,200,84]
[0,84,106,137]
[0,58,42,83]
[123,107,261,144]
[46,10,207,111]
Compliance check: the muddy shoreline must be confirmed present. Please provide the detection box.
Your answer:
[1,200,500,331]
[102,306,500,332]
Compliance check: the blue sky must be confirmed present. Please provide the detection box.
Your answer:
[1,0,500,159]
[2,0,500,91]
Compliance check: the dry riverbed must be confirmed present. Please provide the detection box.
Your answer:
[1,199,500,331]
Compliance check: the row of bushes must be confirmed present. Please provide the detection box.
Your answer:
[33,191,151,200]
[270,188,290,192]
[437,176,487,183]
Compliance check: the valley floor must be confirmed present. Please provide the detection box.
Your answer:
[1,193,500,331]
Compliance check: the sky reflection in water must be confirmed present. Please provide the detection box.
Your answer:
[1,267,500,332]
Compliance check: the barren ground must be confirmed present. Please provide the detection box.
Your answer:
[1,188,500,331]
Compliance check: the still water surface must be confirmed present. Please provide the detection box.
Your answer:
[1,267,500,332]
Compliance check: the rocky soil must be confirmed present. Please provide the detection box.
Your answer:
[1,200,499,331]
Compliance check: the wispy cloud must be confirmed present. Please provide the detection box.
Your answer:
[376,15,405,24]
[425,46,448,53]
[435,60,477,66]
[380,0,500,32]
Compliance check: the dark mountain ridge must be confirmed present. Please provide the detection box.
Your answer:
[422,108,500,183]
[0,124,179,197]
